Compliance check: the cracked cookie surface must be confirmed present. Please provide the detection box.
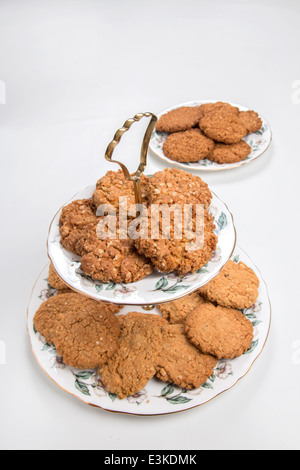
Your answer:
[98,312,168,399]
[157,292,206,324]
[156,106,203,133]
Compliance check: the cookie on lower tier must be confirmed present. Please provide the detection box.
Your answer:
[99,312,168,399]
[53,295,121,369]
[198,259,259,309]
[185,302,254,359]
[33,293,120,349]
[157,292,206,324]
[156,323,217,389]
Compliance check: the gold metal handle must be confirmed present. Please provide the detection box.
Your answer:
[105,112,157,205]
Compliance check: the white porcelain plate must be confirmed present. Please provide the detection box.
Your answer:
[47,184,236,306]
[149,100,272,171]
[27,246,271,416]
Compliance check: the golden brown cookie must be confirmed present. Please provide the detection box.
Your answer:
[145,168,212,209]
[157,292,206,324]
[79,217,153,284]
[156,323,217,389]
[238,110,262,134]
[199,102,240,118]
[134,206,218,276]
[54,296,121,369]
[33,293,120,347]
[48,262,69,290]
[99,312,168,399]
[199,110,247,144]
[208,140,251,164]
[185,302,254,359]
[198,259,260,309]
[163,128,215,162]
[59,199,98,256]
[156,106,203,133]
[92,170,149,213]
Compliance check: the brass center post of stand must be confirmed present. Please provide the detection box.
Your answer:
[104,112,157,207]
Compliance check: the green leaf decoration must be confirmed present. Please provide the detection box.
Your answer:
[95,284,103,293]
[164,285,189,293]
[232,255,240,263]
[197,268,209,274]
[106,283,116,291]
[109,393,117,402]
[75,380,91,396]
[155,277,168,290]
[160,384,175,397]
[42,343,52,351]
[244,339,259,355]
[202,382,214,390]
[166,396,192,405]
[217,212,228,231]
[74,371,95,380]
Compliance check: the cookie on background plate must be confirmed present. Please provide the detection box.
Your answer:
[208,140,251,164]
[156,106,203,133]
[163,128,215,163]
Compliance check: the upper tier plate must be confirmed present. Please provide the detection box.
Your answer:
[149,100,272,171]
[47,184,236,306]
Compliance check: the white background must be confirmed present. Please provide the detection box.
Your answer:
[0,0,299,450]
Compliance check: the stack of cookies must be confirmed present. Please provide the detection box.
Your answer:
[33,258,259,399]
[59,167,218,283]
[156,102,262,164]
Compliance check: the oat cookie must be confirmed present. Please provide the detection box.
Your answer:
[185,302,254,359]
[238,110,262,134]
[156,323,217,389]
[54,296,121,369]
[199,110,247,144]
[208,140,251,164]
[48,262,69,291]
[157,292,206,324]
[134,207,217,276]
[156,106,203,133]
[163,128,215,163]
[92,170,149,213]
[199,259,259,309]
[199,102,240,118]
[33,293,120,348]
[59,199,98,255]
[146,168,212,209]
[99,312,168,399]
[79,217,153,284]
